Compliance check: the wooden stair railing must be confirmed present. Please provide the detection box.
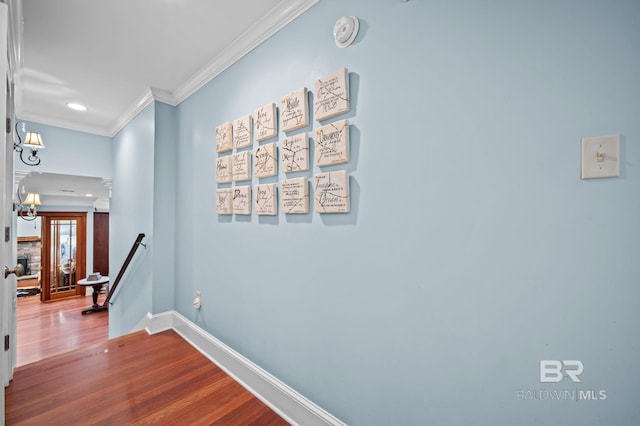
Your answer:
[103,233,146,308]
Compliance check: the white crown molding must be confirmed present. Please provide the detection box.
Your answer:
[100,178,112,189]
[135,310,345,426]
[107,0,319,136]
[107,88,155,137]
[16,0,319,137]
[18,89,156,137]
[16,111,115,137]
[106,86,176,136]
[14,170,30,182]
[149,86,174,105]
[170,0,320,106]
[39,194,97,207]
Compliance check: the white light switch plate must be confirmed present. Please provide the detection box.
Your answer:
[581,134,619,179]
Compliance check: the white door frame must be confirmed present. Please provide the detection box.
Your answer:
[1,3,13,422]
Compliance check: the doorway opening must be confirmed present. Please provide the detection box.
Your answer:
[15,211,110,365]
[40,212,86,301]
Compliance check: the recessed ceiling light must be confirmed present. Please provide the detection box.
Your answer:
[67,103,87,111]
[85,193,93,197]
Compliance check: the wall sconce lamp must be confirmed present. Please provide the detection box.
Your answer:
[16,191,41,221]
[14,122,45,166]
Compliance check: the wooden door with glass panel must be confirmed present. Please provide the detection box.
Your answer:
[41,213,86,301]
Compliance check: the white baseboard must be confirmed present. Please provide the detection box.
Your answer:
[134,311,345,426]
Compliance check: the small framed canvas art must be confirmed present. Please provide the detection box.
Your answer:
[254,103,278,141]
[216,155,232,183]
[216,188,233,215]
[254,142,277,178]
[314,68,349,122]
[314,170,350,213]
[233,115,253,149]
[233,185,251,215]
[314,119,349,166]
[232,151,252,181]
[255,183,277,215]
[215,122,233,153]
[281,177,309,214]
[281,133,309,173]
[280,87,309,132]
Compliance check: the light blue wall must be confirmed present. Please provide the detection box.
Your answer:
[14,0,636,423]
[109,105,155,337]
[167,0,639,425]
[15,121,112,177]
[151,102,177,313]
[14,121,112,283]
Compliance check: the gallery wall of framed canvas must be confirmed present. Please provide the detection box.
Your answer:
[214,68,354,219]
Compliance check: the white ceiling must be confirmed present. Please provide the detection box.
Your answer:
[14,0,317,136]
[11,0,318,206]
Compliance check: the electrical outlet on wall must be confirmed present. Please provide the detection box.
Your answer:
[193,291,201,310]
[581,134,620,179]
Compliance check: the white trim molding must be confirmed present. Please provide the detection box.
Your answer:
[107,88,155,137]
[14,0,319,138]
[97,0,319,137]
[135,310,345,426]
[170,0,320,106]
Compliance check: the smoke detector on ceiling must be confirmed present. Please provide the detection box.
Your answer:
[333,16,359,48]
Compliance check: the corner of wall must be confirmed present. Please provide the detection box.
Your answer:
[151,101,178,313]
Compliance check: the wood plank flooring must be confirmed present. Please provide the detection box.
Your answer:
[5,330,288,425]
[8,294,288,425]
[16,294,108,366]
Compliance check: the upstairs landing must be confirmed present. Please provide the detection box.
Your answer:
[5,329,288,425]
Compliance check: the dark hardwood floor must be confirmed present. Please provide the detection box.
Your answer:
[8,294,288,425]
